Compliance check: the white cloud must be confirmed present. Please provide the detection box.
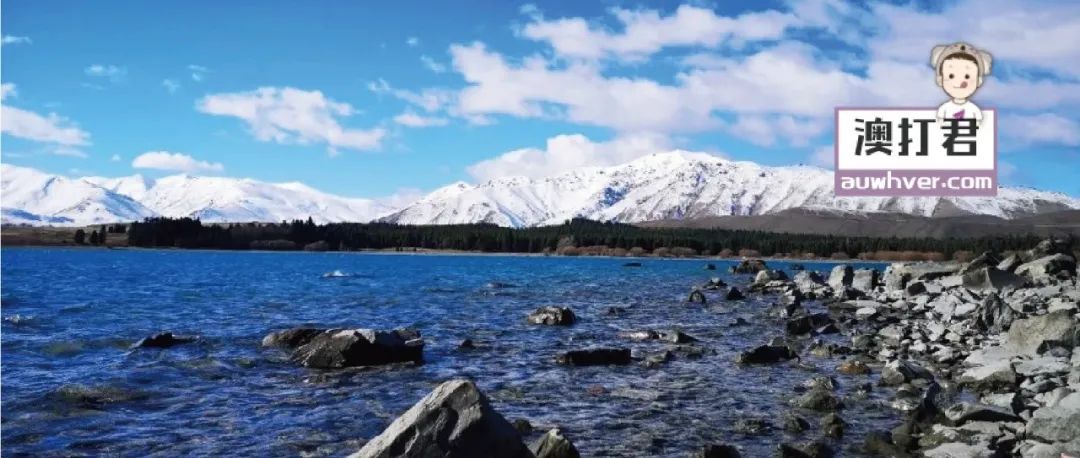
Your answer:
[1001,114,1080,146]
[367,79,453,112]
[84,64,127,82]
[132,151,224,173]
[0,105,90,147]
[466,132,674,181]
[420,55,446,73]
[2,35,31,46]
[188,64,209,82]
[406,36,419,47]
[111,154,121,162]
[196,87,386,152]
[728,114,826,147]
[52,146,89,158]
[162,79,180,93]
[393,111,449,128]
[868,0,1080,79]
[520,5,798,61]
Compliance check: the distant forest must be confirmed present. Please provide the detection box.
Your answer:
[122,217,1049,261]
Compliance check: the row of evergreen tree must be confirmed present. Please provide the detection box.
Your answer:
[123,217,1047,259]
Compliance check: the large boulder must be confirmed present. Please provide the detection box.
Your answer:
[556,348,631,366]
[828,265,853,290]
[961,267,1026,292]
[1015,254,1077,282]
[1022,238,1072,262]
[530,428,580,458]
[882,262,961,290]
[351,379,531,458]
[1005,310,1079,356]
[527,307,576,326]
[851,268,879,293]
[1027,392,1080,443]
[265,327,424,369]
[730,259,768,274]
[793,271,826,293]
[959,251,1001,275]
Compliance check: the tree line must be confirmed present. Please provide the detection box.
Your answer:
[120,217,1049,260]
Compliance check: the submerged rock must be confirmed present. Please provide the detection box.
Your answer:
[556,348,631,366]
[695,444,742,458]
[725,287,745,301]
[132,331,197,349]
[730,259,768,274]
[737,344,797,364]
[527,306,577,326]
[688,289,707,304]
[351,379,531,458]
[793,387,843,412]
[264,327,424,369]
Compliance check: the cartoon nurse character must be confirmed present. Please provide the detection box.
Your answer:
[931,42,992,126]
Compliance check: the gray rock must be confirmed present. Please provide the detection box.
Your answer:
[288,328,424,369]
[976,293,1016,334]
[753,269,788,286]
[923,442,993,458]
[1027,392,1080,443]
[688,289,707,304]
[725,287,745,301]
[1016,254,1077,282]
[530,428,580,458]
[960,251,1002,274]
[959,359,1018,392]
[997,254,1022,273]
[695,444,742,458]
[962,267,1026,292]
[736,344,797,364]
[556,348,631,366]
[132,331,197,349]
[730,259,768,274]
[793,387,843,411]
[944,402,1022,425]
[851,268,879,293]
[1005,310,1079,356]
[880,360,933,386]
[794,271,826,292]
[351,379,530,458]
[828,265,853,290]
[786,312,833,335]
[527,307,576,325]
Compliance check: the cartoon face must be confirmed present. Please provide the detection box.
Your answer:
[936,54,982,100]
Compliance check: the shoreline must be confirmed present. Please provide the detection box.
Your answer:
[0,244,898,264]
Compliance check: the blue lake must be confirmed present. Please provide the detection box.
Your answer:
[1,248,893,456]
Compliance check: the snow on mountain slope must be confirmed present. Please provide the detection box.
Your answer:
[1,164,155,226]
[381,152,1080,227]
[138,175,393,224]
[1,165,394,226]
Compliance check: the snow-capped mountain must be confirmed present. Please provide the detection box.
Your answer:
[1,164,155,226]
[1,164,394,226]
[3,152,1078,227]
[380,152,1080,227]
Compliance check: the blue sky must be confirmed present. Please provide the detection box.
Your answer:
[2,0,1078,199]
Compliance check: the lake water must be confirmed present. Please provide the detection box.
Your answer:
[1,248,894,457]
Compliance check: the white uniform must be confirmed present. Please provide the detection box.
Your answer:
[936,100,982,123]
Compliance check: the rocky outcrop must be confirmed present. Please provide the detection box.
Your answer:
[264,327,424,369]
[527,307,577,326]
[350,379,531,458]
[736,344,797,364]
[1016,254,1077,283]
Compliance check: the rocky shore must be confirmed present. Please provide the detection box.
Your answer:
[252,239,1079,457]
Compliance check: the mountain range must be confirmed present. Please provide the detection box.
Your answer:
[3,152,1078,228]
